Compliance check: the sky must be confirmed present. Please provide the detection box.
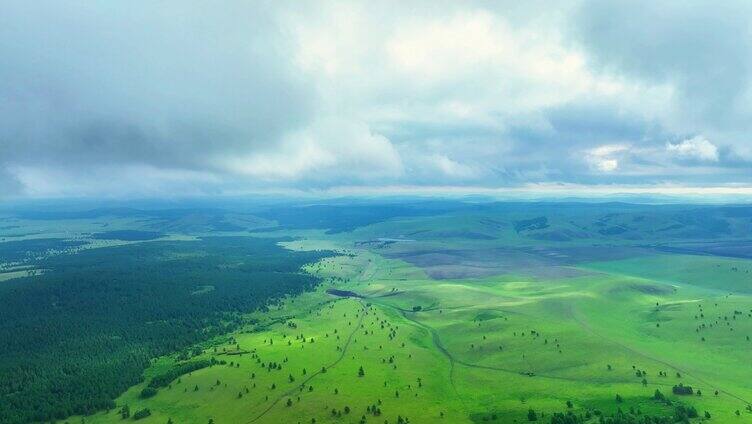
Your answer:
[1,0,752,199]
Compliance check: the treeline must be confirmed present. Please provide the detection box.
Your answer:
[0,236,332,424]
[148,359,216,388]
[671,384,694,395]
[546,403,699,424]
[90,230,163,241]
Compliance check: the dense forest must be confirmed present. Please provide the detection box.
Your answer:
[90,230,163,241]
[0,236,332,424]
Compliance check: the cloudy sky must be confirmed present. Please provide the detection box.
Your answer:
[2,0,752,198]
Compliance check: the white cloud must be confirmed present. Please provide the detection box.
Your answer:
[594,158,619,172]
[385,11,508,81]
[1,1,750,198]
[427,154,480,179]
[588,144,629,157]
[223,119,403,183]
[584,144,629,172]
[287,4,654,123]
[667,136,719,161]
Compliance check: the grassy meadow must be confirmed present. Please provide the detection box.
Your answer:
[76,243,752,423]
[3,203,752,423]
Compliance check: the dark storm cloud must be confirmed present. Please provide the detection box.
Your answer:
[0,1,314,172]
[543,104,653,143]
[1,0,752,197]
[573,0,752,127]
[0,167,22,195]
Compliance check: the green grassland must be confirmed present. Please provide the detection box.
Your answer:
[75,242,752,423]
[5,203,752,423]
[582,254,752,294]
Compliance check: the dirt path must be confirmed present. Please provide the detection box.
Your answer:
[376,301,729,399]
[357,257,379,282]
[385,303,470,413]
[247,299,367,423]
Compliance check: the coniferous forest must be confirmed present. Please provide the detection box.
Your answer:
[0,237,331,424]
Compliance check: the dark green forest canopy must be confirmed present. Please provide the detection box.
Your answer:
[90,230,163,241]
[0,236,333,424]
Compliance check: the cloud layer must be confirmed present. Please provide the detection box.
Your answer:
[1,0,751,197]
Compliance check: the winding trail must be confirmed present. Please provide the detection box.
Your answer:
[377,302,470,413]
[382,302,524,376]
[251,248,750,420]
[376,300,752,407]
[247,299,366,423]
